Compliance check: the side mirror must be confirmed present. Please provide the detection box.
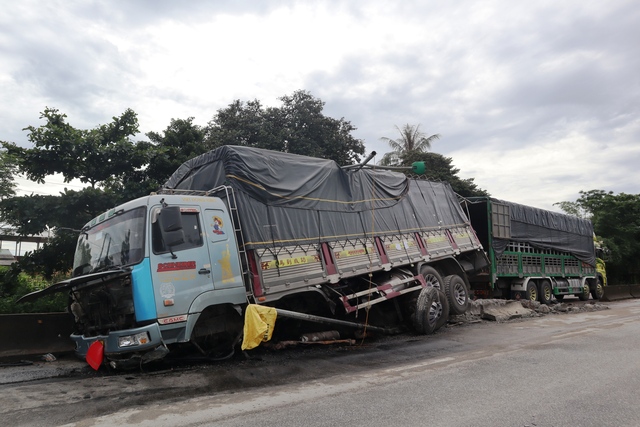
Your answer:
[159,206,182,232]
[158,206,185,247]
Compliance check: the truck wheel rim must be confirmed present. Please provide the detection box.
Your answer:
[424,274,440,289]
[454,282,467,306]
[429,300,441,324]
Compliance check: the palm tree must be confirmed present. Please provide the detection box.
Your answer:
[379,124,440,166]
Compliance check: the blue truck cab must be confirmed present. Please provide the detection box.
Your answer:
[67,194,247,367]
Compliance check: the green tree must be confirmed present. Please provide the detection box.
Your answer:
[556,190,640,284]
[2,107,151,188]
[276,91,364,165]
[206,99,282,151]
[146,117,209,190]
[0,148,17,200]
[552,201,589,219]
[206,90,365,165]
[379,124,440,166]
[400,151,489,198]
[0,188,120,278]
[0,108,154,280]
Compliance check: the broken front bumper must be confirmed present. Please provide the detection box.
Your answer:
[71,322,164,360]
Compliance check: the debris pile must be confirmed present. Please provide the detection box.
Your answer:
[451,299,609,323]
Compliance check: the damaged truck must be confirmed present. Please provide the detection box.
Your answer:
[21,146,488,369]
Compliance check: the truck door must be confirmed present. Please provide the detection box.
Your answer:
[150,206,214,319]
[203,208,243,290]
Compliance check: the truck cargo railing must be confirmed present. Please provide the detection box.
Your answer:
[496,242,596,278]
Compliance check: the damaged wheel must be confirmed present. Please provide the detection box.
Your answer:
[434,288,450,331]
[413,287,439,335]
[191,305,243,360]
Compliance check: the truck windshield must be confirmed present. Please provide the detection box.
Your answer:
[72,207,146,277]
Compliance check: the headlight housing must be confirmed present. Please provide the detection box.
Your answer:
[118,332,150,348]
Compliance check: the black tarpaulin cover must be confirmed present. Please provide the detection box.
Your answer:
[163,146,470,249]
[490,198,596,266]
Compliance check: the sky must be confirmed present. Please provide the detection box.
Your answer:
[1,0,639,214]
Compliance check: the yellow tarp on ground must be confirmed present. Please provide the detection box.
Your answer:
[241,304,277,350]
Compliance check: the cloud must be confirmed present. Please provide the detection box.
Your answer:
[1,0,638,212]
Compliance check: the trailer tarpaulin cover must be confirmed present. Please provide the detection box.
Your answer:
[491,198,596,266]
[163,146,469,249]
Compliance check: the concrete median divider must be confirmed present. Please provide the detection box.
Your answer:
[601,285,633,302]
[628,284,640,298]
[0,313,75,359]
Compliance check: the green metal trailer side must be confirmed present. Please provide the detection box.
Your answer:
[463,197,604,303]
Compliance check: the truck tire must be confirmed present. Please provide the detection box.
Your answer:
[443,274,469,315]
[578,284,590,301]
[591,279,604,300]
[539,280,553,305]
[526,281,537,301]
[191,306,243,359]
[413,287,439,335]
[420,266,444,289]
[435,288,450,331]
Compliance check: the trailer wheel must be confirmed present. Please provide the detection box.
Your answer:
[539,280,553,305]
[591,279,604,300]
[526,281,537,301]
[578,284,590,301]
[443,275,469,315]
[420,266,444,289]
[413,287,439,335]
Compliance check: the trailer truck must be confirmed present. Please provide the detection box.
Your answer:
[462,197,605,303]
[21,146,488,369]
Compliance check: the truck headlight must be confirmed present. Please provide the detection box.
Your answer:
[118,332,150,348]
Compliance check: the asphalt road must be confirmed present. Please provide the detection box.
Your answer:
[2,298,640,427]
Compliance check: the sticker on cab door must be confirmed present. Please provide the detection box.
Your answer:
[211,216,225,235]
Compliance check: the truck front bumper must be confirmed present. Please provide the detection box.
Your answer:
[71,322,164,360]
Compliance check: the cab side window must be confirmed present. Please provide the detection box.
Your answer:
[152,211,204,254]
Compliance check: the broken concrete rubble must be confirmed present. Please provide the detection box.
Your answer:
[451,299,610,323]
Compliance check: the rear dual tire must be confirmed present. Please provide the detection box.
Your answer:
[443,274,470,315]
[539,280,553,305]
